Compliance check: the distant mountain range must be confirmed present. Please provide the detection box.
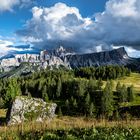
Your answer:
[0,47,140,78]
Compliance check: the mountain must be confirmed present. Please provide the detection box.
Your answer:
[0,47,140,78]
[65,47,140,70]
[48,46,75,57]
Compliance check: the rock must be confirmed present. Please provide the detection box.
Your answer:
[6,96,57,125]
[66,47,130,68]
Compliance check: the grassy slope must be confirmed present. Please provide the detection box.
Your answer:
[101,73,140,107]
[114,73,140,92]
[112,73,140,106]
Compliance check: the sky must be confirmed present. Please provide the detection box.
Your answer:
[0,0,140,57]
[0,0,107,36]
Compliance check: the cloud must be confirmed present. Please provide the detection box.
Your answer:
[16,3,93,52]
[112,45,140,58]
[0,0,34,12]
[124,47,140,58]
[16,1,140,54]
[0,39,33,57]
[0,0,19,12]
[0,39,17,56]
[93,0,140,49]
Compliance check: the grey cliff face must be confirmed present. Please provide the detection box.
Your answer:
[65,47,133,68]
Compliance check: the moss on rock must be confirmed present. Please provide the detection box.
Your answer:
[6,96,57,125]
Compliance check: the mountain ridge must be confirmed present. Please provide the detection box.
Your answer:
[65,47,133,68]
[0,47,140,78]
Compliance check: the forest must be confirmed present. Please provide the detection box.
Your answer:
[0,65,134,119]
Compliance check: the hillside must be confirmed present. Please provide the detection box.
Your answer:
[112,73,140,106]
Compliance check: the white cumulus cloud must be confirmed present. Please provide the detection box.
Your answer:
[16,0,140,54]
[16,2,93,52]
[0,0,34,12]
[93,0,140,49]
[0,0,19,12]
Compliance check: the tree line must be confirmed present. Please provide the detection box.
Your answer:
[0,66,134,119]
[74,65,131,79]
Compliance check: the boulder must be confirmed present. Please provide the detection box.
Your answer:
[6,96,57,125]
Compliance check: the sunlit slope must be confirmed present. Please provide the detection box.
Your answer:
[112,73,140,106]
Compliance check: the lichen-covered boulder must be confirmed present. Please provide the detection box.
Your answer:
[6,96,57,125]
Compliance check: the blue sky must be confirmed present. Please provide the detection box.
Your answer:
[0,0,107,37]
[0,0,140,57]
[40,0,108,16]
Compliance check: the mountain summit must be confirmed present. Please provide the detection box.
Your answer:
[66,47,130,68]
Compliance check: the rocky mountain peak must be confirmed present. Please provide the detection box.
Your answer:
[111,47,128,58]
[56,46,66,53]
[66,47,131,68]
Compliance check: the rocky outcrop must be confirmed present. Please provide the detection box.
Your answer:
[66,47,133,68]
[1,58,20,67]
[6,96,57,125]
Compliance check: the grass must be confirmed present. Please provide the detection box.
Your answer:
[115,73,140,106]
[102,73,140,106]
[102,73,140,91]
[0,109,6,118]
[0,106,139,133]
[0,109,139,134]
[114,73,140,92]
[1,115,140,137]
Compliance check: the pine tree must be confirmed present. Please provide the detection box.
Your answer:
[65,99,69,108]
[73,99,77,108]
[5,79,21,107]
[110,80,114,90]
[0,98,4,109]
[89,102,96,117]
[65,99,70,114]
[97,78,103,90]
[88,78,97,92]
[78,81,85,97]
[42,85,47,99]
[73,80,85,98]
[56,78,62,98]
[127,85,134,102]
[42,85,49,102]
[71,96,74,104]
[85,93,91,115]
[58,107,63,116]
[101,81,114,118]
[116,82,121,92]
[119,84,127,103]
[85,93,90,106]
[38,81,43,92]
